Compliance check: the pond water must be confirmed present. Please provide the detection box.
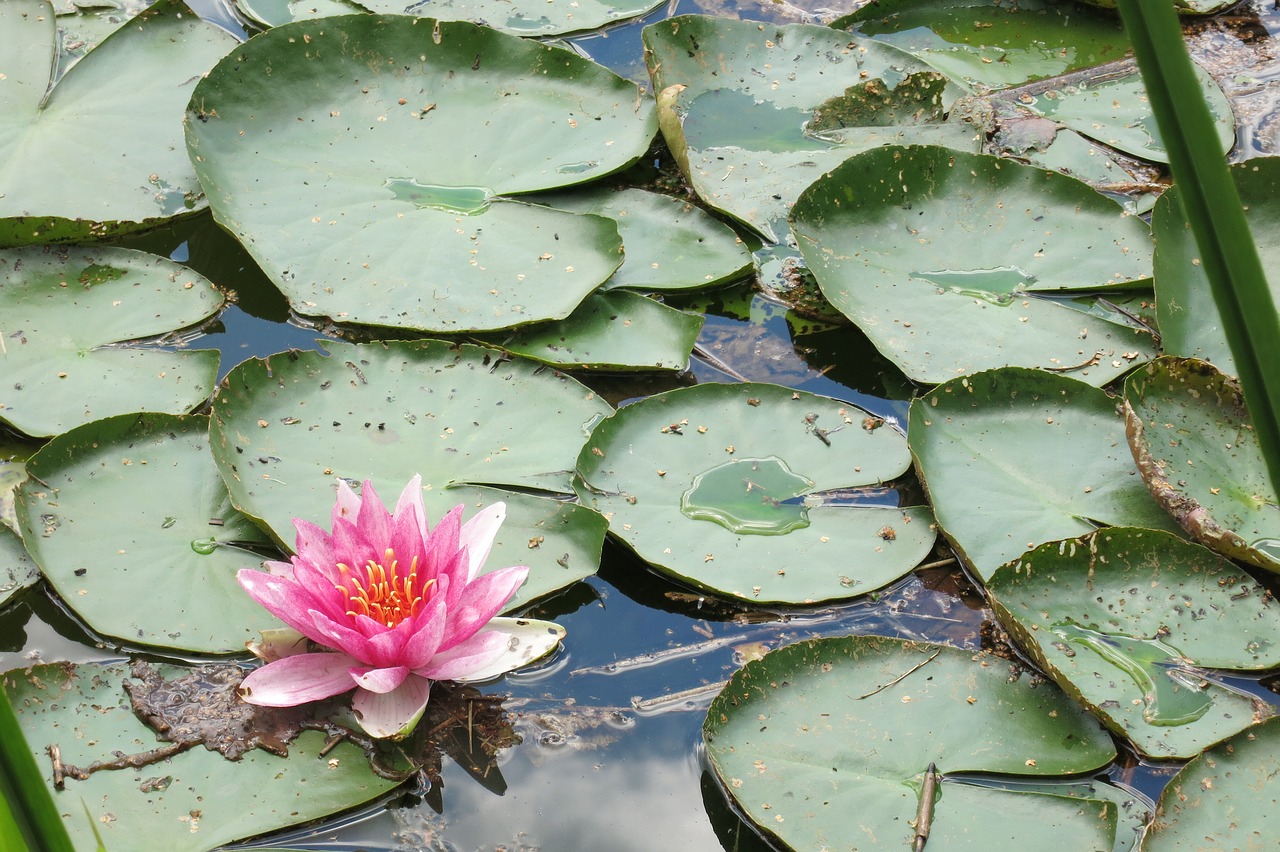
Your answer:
[5,0,1280,849]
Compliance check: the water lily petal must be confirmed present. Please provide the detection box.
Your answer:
[349,664,410,694]
[263,559,295,578]
[353,676,432,739]
[440,565,529,649]
[306,608,381,664]
[330,515,377,579]
[459,502,505,582]
[454,617,566,682]
[291,517,337,579]
[237,568,328,640]
[416,629,509,681]
[402,590,449,670]
[333,477,362,524]
[356,479,395,552]
[289,558,355,625]
[247,627,309,662]
[424,504,463,581]
[393,474,428,541]
[240,651,358,707]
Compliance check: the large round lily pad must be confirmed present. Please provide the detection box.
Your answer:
[988,528,1280,759]
[4,661,400,850]
[574,382,935,604]
[0,0,235,244]
[0,525,39,611]
[16,413,280,654]
[909,368,1183,581]
[705,635,1120,850]
[209,341,613,608]
[1124,357,1280,572]
[791,145,1158,385]
[0,246,223,438]
[1152,157,1280,375]
[835,0,1132,90]
[643,15,976,242]
[186,15,656,333]
[1140,716,1280,851]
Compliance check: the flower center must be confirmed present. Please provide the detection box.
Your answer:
[337,548,432,628]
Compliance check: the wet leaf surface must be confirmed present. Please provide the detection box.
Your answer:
[989,528,1280,759]
[575,382,934,603]
[705,635,1123,850]
[791,145,1158,385]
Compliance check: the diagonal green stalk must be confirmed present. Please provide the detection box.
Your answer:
[1116,0,1280,493]
[0,688,75,852]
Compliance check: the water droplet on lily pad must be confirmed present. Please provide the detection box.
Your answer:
[384,177,493,215]
[190,538,218,555]
[681,456,813,536]
[1052,621,1212,727]
[911,266,1037,306]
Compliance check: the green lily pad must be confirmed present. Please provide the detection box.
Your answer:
[988,527,1280,759]
[484,289,704,371]
[1016,62,1233,163]
[1123,357,1280,572]
[209,341,612,608]
[236,0,664,35]
[835,0,1132,91]
[1140,716,1280,851]
[531,187,752,292]
[1153,158,1280,374]
[705,635,1120,850]
[0,525,39,611]
[0,246,223,438]
[574,382,935,604]
[909,368,1183,581]
[4,661,400,850]
[51,0,152,80]
[187,15,656,334]
[0,0,236,245]
[791,145,1158,385]
[643,15,977,242]
[15,413,280,654]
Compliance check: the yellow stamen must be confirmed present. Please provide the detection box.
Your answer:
[341,551,428,627]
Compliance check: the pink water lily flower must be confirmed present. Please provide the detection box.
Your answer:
[237,475,563,738]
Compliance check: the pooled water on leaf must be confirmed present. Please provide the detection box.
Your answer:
[911,267,1037,306]
[1052,621,1213,727]
[680,456,812,535]
[384,178,494,215]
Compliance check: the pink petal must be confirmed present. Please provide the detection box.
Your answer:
[305,609,381,663]
[401,591,449,670]
[355,479,395,551]
[349,665,410,694]
[333,478,362,525]
[416,629,508,681]
[353,676,432,739]
[239,652,358,706]
[393,475,428,542]
[237,569,328,641]
[291,518,337,580]
[331,516,377,578]
[440,565,528,650]
[424,504,463,580]
[458,502,505,582]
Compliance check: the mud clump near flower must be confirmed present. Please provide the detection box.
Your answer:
[237,475,564,739]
